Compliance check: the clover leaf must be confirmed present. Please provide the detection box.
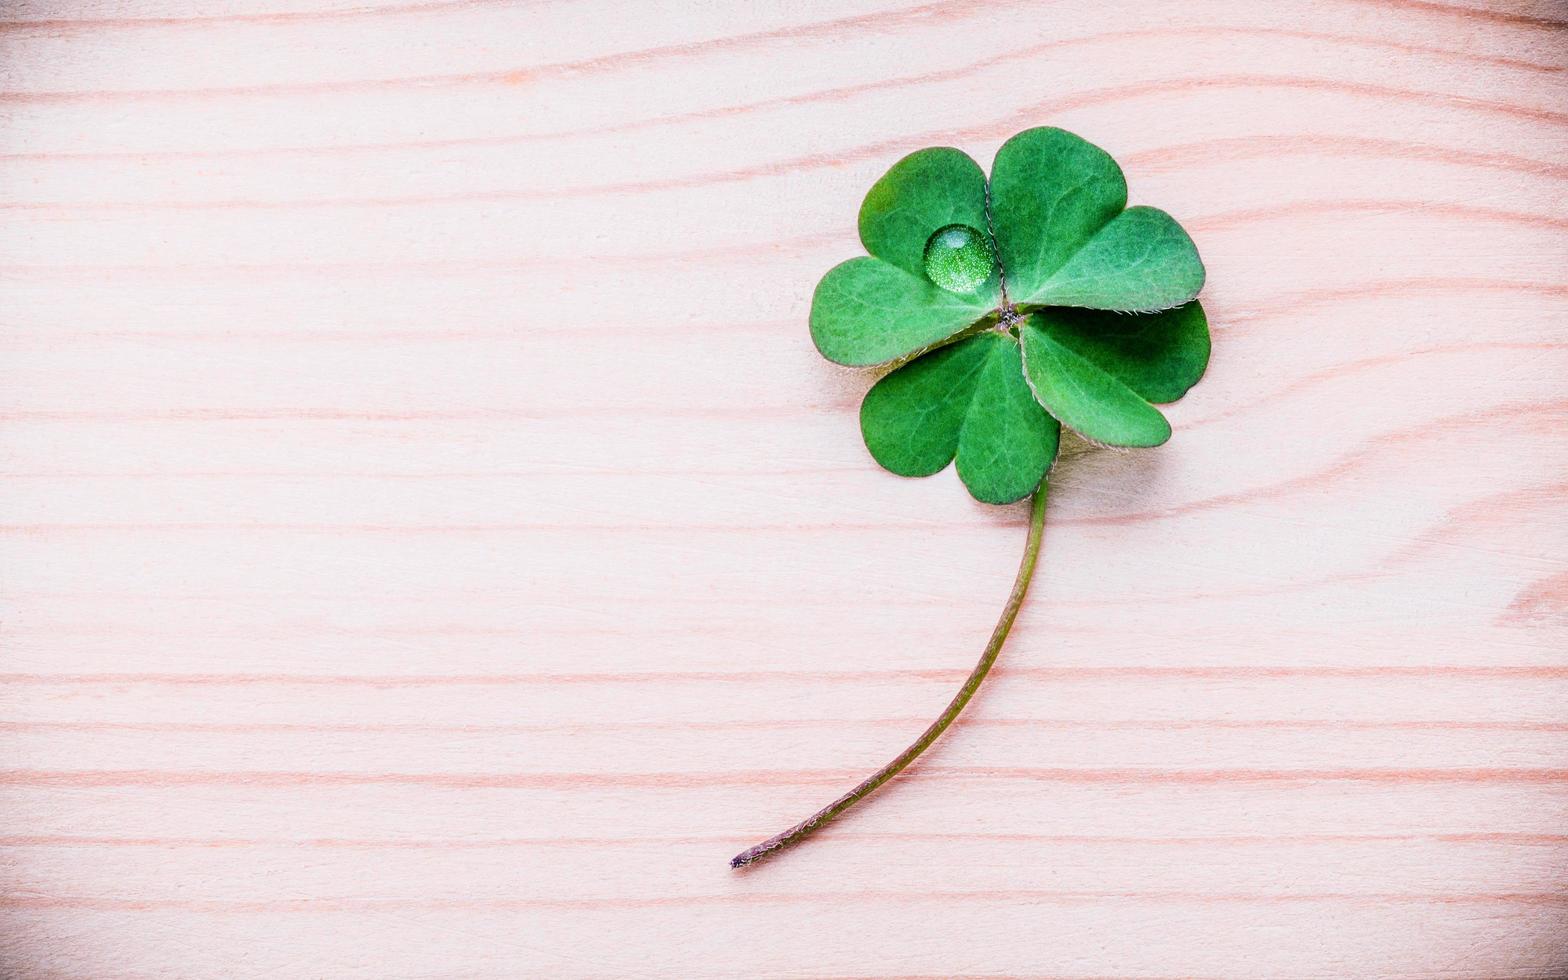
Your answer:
[1021,301,1209,447]
[734,128,1211,870]
[809,257,995,367]
[861,332,1060,504]
[859,146,994,291]
[990,128,1204,310]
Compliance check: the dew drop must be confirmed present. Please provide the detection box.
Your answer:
[922,223,994,293]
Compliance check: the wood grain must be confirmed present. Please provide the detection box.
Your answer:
[2,0,1566,976]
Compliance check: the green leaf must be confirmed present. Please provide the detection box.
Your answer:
[1020,315,1171,447]
[988,127,1126,302]
[859,147,998,306]
[810,257,991,367]
[956,335,1062,503]
[1028,301,1209,404]
[1031,207,1204,312]
[861,332,1060,503]
[859,334,992,478]
[989,128,1204,312]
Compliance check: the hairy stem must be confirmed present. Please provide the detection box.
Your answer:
[729,481,1050,869]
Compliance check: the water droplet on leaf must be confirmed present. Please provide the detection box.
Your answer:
[922,224,994,293]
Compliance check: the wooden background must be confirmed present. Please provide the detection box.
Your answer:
[2,1,1566,976]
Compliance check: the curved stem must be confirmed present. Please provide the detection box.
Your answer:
[730,481,1050,869]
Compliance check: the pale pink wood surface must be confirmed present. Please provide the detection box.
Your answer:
[2,1,1566,976]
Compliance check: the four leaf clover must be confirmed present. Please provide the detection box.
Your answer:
[810,127,1210,503]
[732,128,1212,870]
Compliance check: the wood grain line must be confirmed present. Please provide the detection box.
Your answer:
[1349,0,1568,30]
[1,770,1567,794]
[5,666,1564,686]
[4,719,1565,734]
[0,0,512,31]
[4,892,1564,912]
[5,832,1565,849]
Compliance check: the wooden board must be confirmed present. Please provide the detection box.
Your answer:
[2,0,1566,976]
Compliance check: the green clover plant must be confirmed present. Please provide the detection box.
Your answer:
[731,128,1210,869]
